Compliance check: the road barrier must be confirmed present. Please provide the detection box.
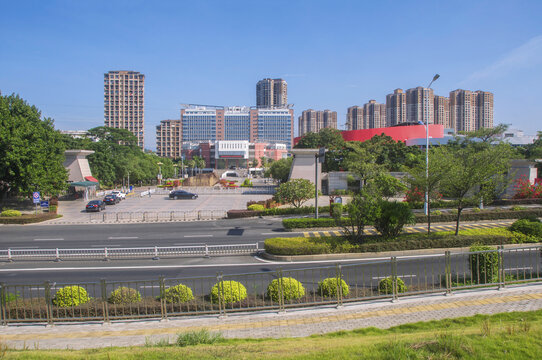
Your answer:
[0,243,258,262]
[87,210,228,222]
[1,245,540,325]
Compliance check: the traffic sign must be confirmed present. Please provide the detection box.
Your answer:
[32,192,41,204]
[40,200,49,208]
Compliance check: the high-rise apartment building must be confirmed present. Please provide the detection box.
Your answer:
[298,109,337,136]
[180,106,294,149]
[346,106,364,130]
[256,78,288,109]
[104,70,145,148]
[363,100,386,129]
[156,119,182,158]
[386,89,407,126]
[449,89,477,132]
[476,91,494,129]
[434,96,451,128]
[406,87,434,125]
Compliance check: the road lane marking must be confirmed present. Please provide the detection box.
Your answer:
[8,246,39,249]
[183,235,213,238]
[91,245,120,247]
[372,275,417,280]
[33,238,64,241]
[107,236,139,240]
[505,267,533,271]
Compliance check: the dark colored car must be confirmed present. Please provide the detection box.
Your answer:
[103,194,119,205]
[86,200,106,212]
[169,190,198,200]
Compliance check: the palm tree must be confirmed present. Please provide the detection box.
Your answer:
[186,159,195,177]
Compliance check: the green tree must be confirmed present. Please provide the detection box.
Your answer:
[0,94,68,199]
[265,157,293,183]
[274,178,314,208]
[295,128,347,172]
[373,201,415,239]
[335,190,381,244]
[436,142,514,235]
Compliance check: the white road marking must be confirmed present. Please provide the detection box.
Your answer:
[9,246,40,249]
[372,275,417,280]
[108,236,139,240]
[91,245,120,247]
[261,232,305,235]
[183,235,213,238]
[33,238,64,241]
[504,267,533,271]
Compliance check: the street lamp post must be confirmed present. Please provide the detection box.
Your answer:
[422,74,440,220]
[173,164,178,179]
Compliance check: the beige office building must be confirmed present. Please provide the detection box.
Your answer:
[450,89,477,132]
[406,87,434,125]
[104,70,145,148]
[346,106,364,130]
[476,91,494,129]
[386,89,407,126]
[156,119,182,158]
[256,78,288,109]
[298,109,337,136]
[364,100,386,129]
[434,96,451,128]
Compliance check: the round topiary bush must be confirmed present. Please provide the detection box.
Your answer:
[210,281,247,304]
[164,283,194,303]
[108,286,141,304]
[378,277,407,295]
[267,277,305,302]
[52,285,90,307]
[317,278,350,298]
[248,204,265,211]
[0,209,22,217]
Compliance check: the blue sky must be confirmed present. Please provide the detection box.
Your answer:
[1,0,541,150]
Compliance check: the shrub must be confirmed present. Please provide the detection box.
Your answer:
[267,277,305,302]
[49,205,58,214]
[227,209,259,219]
[264,237,332,255]
[511,205,526,211]
[1,291,20,303]
[0,209,22,217]
[512,175,542,199]
[509,219,542,237]
[404,187,424,203]
[53,286,90,307]
[247,204,265,211]
[108,287,142,304]
[317,278,349,298]
[240,179,253,188]
[176,329,223,347]
[282,217,340,229]
[210,281,247,304]
[432,210,442,216]
[164,283,194,303]
[379,277,406,294]
[469,244,498,284]
[263,206,330,216]
[330,203,343,218]
[0,213,59,224]
[373,201,415,239]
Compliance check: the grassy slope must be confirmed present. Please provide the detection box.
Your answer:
[4,310,542,359]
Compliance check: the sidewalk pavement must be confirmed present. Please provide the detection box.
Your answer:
[2,283,542,350]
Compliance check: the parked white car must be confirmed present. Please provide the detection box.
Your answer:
[111,190,126,200]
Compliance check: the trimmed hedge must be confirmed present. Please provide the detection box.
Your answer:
[0,209,22,217]
[53,286,90,307]
[266,277,305,302]
[164,283,194,303]
[0,213,60,224]
[282,209,542,229]
[210,281,247,304]
[227,209,260,219]
[248,204,265,211]
[317,278,349,298]
[379,277,407,294]
[264,230,538,256]
[108,287,141,304]
[262,205,330,216]
[509,218,542,237]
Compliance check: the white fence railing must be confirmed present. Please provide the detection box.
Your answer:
[87,210,227,222]
[0,243,259,262]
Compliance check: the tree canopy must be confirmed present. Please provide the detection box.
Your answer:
[265,157,293,183]
[0,94,68,199]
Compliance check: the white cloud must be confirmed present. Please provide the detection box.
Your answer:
[461,34,542,84]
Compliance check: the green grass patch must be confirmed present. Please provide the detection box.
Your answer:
[0,213,61,224]
[3,310,542,359]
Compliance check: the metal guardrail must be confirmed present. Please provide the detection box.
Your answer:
[0,243,259,262]
[0,246,540,324]
[87,210,228,222]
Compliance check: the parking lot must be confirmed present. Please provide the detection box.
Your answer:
[53,190,274,223]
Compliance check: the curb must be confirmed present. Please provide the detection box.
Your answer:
[261,242,542,262]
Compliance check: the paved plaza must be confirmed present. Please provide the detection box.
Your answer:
[1,284,541,349]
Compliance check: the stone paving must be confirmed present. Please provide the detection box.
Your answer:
[2,283,542,349]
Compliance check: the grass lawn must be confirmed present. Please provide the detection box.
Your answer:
[3,310,542,359]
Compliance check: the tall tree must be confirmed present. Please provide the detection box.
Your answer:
[0,94,68,199]
[265,157,293,183]
[436,142,514,235]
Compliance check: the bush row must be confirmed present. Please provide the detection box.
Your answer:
[264,231,539,256]
[282,209,542,229]
[0,213,59,224]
